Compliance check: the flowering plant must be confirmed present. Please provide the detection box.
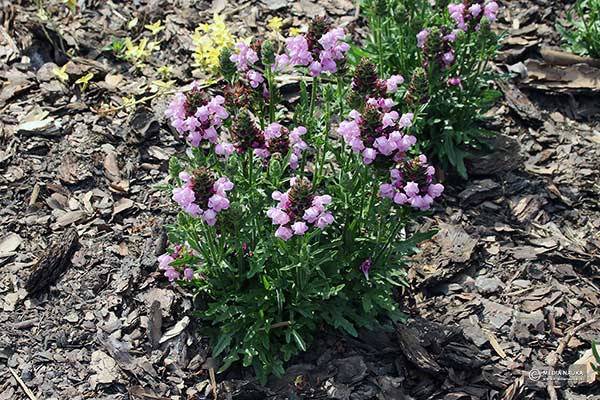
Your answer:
[158,17,443,381]
[354,0,502,177]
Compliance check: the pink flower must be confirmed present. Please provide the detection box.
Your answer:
[158,254,175,270]
[303,206,321,223]
[447,77,462,86]
[267,208,291,225]
[202,209,217,226]
[428,183,444,198]
[484,1,499,21]
[382,111,399,128]
[379,183,395,199]
[316,212,334,229]
[275,226,293,240]
[362,148,377,165]
[265,123,284,140]
[398,113,414,128]
[230,41,258,71]
[208,194,230,212]
[215,142,235,158]
[183,268,194,281]
[469,3,482,17]
[416,29,429,48]
[286,35,313,65]
[246,70,265,88]
[404,182,420,197]
[173,186,195,209]
[360,259,372,280]
[291,221,308,235]
[308,61,322,77]
[374,137,397,156]
[312,195,332,208]
[386,75,404,93]
[164,266,180,281]
[442,50,455,66]
[272,53,290,72]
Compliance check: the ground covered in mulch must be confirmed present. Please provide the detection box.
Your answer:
[1,0,599,399]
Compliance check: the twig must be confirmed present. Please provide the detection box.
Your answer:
[209,367,218,400]
[546,318,599,400]
[8,367,38,400]
[270,321,291,329]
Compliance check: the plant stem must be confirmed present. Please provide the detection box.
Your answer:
[376,16,384,76]
[309,76,318,119]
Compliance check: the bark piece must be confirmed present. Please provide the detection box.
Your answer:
[396,326,442,374]
[25,228,79,295]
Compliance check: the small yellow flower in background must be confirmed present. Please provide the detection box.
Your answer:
[192,14,236,75]
[53,65,69,83]
[289,27,301,36]
[267,16,283,33]
[145,20,165,36]
[75,73,94,91]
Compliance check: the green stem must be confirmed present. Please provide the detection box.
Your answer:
[376,16,384,76]
[309,76,318,119]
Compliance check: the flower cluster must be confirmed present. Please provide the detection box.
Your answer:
[165,82,229,147]
[267,178,334,240]
[229,109,267,156]
[172,168,234,225]
[228,40,271,93]
[347,58,403,110]
[157,244,196,282]
[379,155,444,211]
[192,14,236,74]
[338,102,415,165]
[417,27,457,70]
[284,16,350,76]
[448,1,499,31]
[264,123,308,169]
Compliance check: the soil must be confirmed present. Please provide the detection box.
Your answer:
[1,0,599,399]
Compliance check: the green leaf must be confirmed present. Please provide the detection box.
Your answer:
[212,333,232,357]
[291,329,307,351]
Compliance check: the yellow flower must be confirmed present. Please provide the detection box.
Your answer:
[145,20,165,36]
[289,27,301,36]
[192,14,236,75]
[267,17,283,33]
